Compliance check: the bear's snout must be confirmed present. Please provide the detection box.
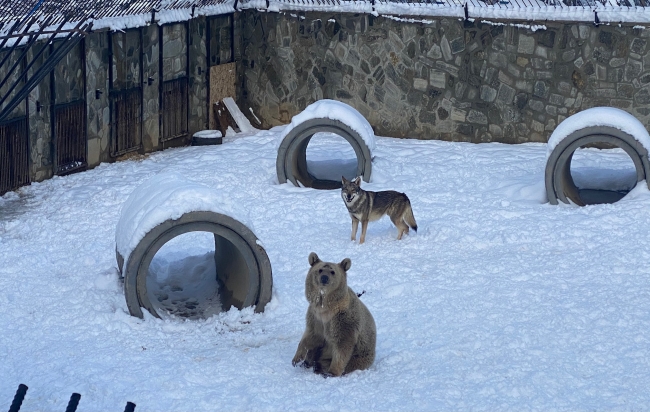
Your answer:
[320,275,329,285]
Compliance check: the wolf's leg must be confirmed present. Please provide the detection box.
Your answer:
[351,217,359,241]
[359,220,369,244]
[390,215,409,240]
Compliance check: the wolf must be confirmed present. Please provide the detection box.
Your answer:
[292,252,376,377]
[341,176,417,244]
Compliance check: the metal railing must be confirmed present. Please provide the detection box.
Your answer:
[53,99,87,175]
[110,87,143,157]
[0,116,29,195]
[8,384,137,412]
[161,77,189,142]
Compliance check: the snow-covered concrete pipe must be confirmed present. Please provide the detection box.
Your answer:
[276,100,375,189]
[115,173,272,319]
[545,107,650,205]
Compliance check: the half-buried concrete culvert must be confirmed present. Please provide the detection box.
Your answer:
[115,173,272,319]
[545,107,650,206]
[276,99,375,189]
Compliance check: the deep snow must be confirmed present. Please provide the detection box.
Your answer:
[1,126,650,411]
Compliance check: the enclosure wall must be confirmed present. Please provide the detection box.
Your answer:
[239,12,650,143]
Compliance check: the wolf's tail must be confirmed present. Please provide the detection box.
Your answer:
[404,201,418,232]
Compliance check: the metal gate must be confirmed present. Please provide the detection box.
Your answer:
[0,117,29,195]
[54,100,86,175]
[110,88,142,157]
[161,77,188,142]
[110,28,142,157]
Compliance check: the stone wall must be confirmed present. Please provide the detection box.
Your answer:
[143,24,160,152]
[86,31,111,167]
[162,23,188,81]
[239,11,650,143]
[190,17,209,135]
[53,41,84,103]
[27,42,52,181]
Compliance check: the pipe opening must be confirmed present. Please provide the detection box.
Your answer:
[147,231,221,319]
[277,117,373,190]
[305,132,358,185]
[135,220,259,319]
[569,145,638,205]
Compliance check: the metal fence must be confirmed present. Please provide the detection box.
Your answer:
[161,77,189,142]
[110,88,143,157]
[8,384,137,412]
[54,99,87,175]
[0,116,29,195]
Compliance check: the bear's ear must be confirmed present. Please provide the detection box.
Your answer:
[339,258,351,272]
[342,176,348,184]
[308,252,321,267]
[353,177,361,186]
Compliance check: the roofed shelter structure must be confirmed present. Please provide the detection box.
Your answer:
[0,0,236,195]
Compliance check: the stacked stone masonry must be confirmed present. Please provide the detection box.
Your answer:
[240,11,650,143]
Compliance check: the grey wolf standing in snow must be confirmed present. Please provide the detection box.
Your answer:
[341,176,418,244]
[292,252,376,377]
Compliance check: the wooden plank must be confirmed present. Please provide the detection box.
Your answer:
[209,62,236,130]
[212,100,240,136]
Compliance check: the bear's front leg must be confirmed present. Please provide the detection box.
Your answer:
[292,332,325,368]
[325,334,356,377]
[313,344,332,375]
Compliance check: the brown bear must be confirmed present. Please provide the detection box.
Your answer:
[292,252,376,377]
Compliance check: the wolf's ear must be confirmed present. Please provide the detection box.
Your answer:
[339,258,351,272]
[308,252,321,267]
[342,176,348,184]
[353,177,361,186]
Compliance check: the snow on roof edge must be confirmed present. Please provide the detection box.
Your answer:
[90,1,236,31]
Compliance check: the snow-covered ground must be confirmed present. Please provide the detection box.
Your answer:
[1,126,650,411]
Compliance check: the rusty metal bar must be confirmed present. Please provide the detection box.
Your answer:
[0,18,71,111]
[0,13,44,67]
[0,20,91,122]
[0,15,56,92]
